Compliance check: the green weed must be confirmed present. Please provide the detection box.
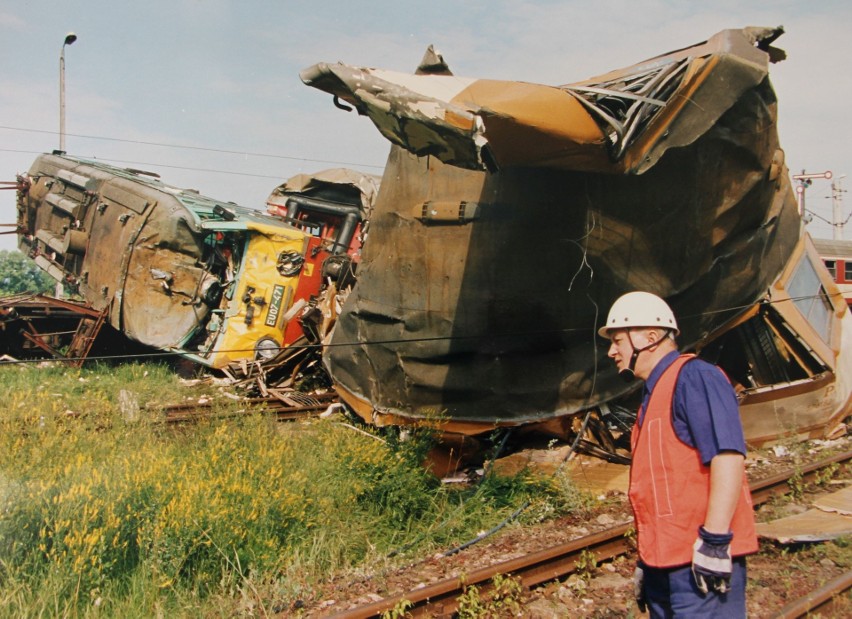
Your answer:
[0,362,566,616]
[814,462,839,487]
[382,598,413,619]
[456,573,522,618]
[788,467,805,501]
[575,548,598,581]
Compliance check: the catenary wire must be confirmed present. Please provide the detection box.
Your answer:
[0,148,293,182]
[0,291,842,366]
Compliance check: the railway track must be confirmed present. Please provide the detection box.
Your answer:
[327,449,852,619]
[770,569,852,618]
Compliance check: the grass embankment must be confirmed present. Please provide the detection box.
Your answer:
[0,362,582,617]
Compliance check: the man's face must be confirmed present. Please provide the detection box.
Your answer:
[607,328,657,378]
[607,329,635,375]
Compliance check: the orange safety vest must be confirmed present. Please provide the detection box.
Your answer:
[629,354,758,568]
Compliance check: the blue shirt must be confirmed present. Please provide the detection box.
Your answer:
[638,351,746,465]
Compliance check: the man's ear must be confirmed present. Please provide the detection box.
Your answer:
[645,328,661,345]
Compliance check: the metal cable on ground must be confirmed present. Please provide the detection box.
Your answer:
[555,409,594,476]
[436,409,596,558]
[383,408,598,566]
[477,428,514,486]
[386,429,516,559]
[441,500,532,557]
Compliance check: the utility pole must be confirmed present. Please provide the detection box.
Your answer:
[830,175,847,240]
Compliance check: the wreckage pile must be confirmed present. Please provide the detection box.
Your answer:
[4,26,850,460]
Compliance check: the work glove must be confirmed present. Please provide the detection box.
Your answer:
[691,525,733,595]
[633,565,647,613]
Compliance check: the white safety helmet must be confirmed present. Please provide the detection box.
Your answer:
[598,291,679,338]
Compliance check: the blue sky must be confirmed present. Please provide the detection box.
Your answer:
[1,0,850,251]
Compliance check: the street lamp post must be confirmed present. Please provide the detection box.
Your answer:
[59,32,77,153]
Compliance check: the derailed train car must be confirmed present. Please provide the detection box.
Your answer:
[301,26,851,445]
[15,154,377,368]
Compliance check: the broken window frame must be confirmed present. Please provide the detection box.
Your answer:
[788,254,835,345]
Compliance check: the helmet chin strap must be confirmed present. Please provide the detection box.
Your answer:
[619,331,659,382]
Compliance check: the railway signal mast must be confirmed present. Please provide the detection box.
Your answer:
[793,169,832,232]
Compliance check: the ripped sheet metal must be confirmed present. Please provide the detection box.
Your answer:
[266,168,381,216]
[308,28,801,428]
[301,27,785,174]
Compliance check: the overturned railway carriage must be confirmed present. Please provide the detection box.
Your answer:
[302,27,851,442]
[16,155,374,368]
[706,234,851,444]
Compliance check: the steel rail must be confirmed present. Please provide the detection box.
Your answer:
[328,523,632,619]
[770,569,852,618]
[325,449,852,619]
[749,449,852,507]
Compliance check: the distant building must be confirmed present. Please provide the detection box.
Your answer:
[814,238,852,307]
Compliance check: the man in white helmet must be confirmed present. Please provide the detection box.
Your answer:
[599,291,757,618]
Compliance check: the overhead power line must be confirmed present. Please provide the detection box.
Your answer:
[0,124,385,170]
[78,157,293,181]
[0,149,306,182]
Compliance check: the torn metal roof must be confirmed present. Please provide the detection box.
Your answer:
[301,27,785,174]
